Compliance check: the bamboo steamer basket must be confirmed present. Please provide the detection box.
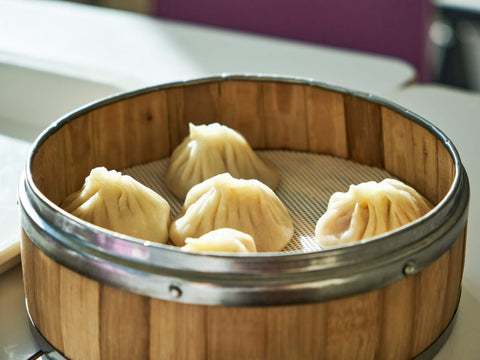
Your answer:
[19,76,469,360]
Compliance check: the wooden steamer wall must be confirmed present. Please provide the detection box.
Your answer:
[21,79,466,360]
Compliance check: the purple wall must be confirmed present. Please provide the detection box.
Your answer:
[153,0,432,81]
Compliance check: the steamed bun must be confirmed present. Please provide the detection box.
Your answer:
[170,173,293,252]
[165,123,280,199]
[315,178,432,247]
[62,167,171,243]
[182,228,257,253]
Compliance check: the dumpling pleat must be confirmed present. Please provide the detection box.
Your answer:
[62,167,171,243]
[316,178,432,247]
[165,123,280,199]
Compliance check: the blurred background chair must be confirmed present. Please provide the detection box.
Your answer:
[432,0,480,90]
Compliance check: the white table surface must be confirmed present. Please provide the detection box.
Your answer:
[2,1,476,359]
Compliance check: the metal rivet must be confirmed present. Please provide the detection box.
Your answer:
[403,261,416,276]
[169,285,182,298]
[423,149,428,155]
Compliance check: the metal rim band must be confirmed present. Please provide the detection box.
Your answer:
[19,75,470,306]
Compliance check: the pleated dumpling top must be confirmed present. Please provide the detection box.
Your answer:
[165,123,279,199]
[315,178,432,247]
[182,228,257,253]
[62,167,171,243]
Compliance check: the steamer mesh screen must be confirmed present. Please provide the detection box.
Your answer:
[122,151,392,252]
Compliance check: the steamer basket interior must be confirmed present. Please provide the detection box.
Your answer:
[31,77,456,211]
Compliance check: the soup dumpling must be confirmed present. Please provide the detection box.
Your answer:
[315,178,432,247]
[165,123,279,199]
[170,173,293,252]
[62,167,171,243]
[182,228,257,253]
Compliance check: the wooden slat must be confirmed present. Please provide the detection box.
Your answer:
[382,108,439,203]
[410,251,450,357]
[59,266,100,359]
[437,139,455,203]
[100,285,150,360]
[31,128,67,205]
[377,276,416,360]
[92,101,128,170]
[20,232,38,328]
[344,95,383,167]
[411,123,438,203]
[125,91,171,164]
[31,238,65,353]
[325,290,381,360]
[305,86,348,157]
[382,107,415,183]
[263,82,309,151]
[167,83,221,149]
[166,87,187,150]
[207,307,267,360]
[150,299,206,360]
[63,113,96,194]
[266,304,327,360]
[442,230,466,328]
[219,80,266,148]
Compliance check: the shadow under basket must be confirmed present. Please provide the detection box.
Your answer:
[19,76,469,360]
